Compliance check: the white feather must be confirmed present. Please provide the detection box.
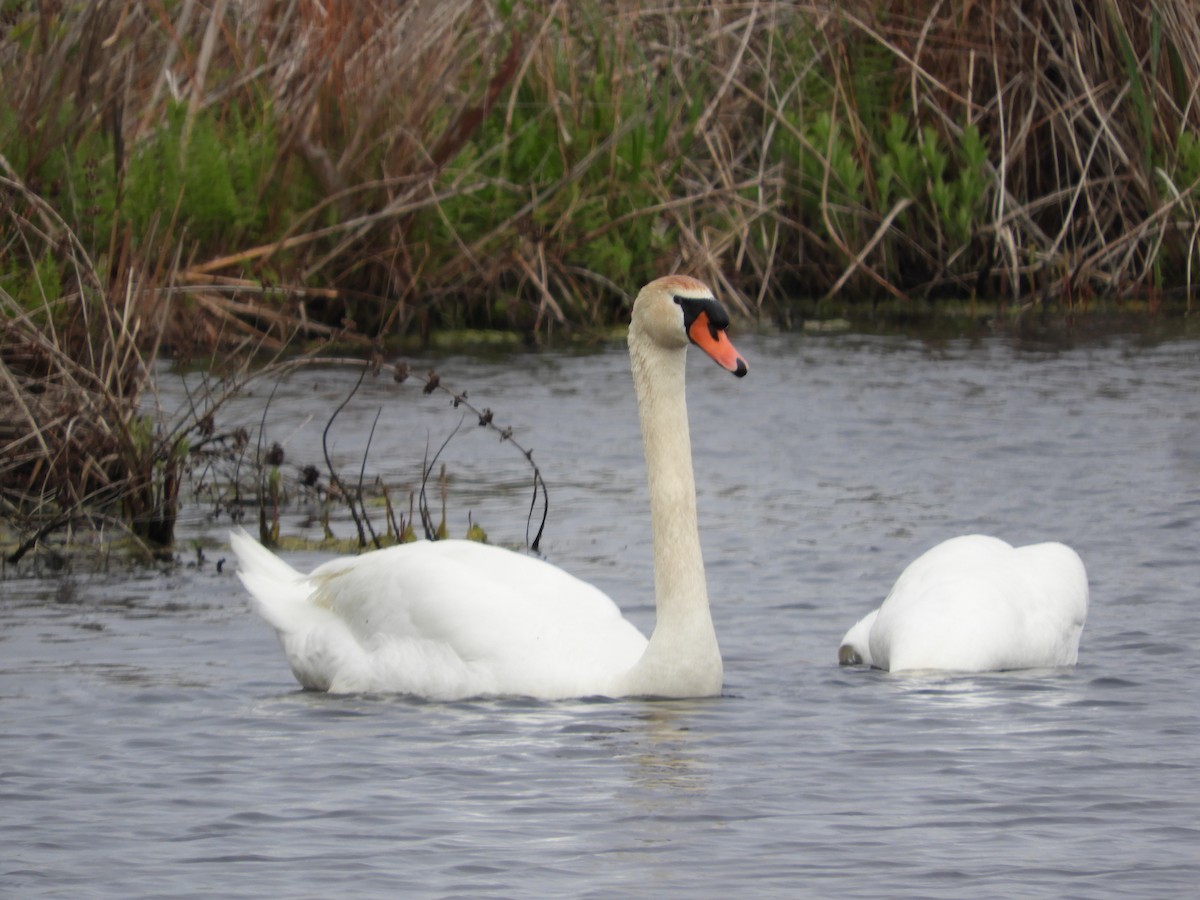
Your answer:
[838,535,1088,672]
[233,275,747,699]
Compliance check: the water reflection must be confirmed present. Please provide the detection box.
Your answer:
[871,668,1091,712]
[624,703,713,796]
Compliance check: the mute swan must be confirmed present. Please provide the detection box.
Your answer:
[837,535,1088,672]
[233,275,748,699]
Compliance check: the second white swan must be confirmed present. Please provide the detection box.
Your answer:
[838,535,1089,672]
[233,275,747,700]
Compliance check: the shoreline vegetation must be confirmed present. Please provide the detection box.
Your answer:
[3,0,1199,564]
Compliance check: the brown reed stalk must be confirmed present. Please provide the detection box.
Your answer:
[4,0,1200,354]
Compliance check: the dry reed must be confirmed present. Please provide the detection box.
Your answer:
[4,1,1197,333]
[3,0,1199,553]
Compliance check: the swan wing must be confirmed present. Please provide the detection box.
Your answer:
[867,535,1089,672]
[236,533,647,698]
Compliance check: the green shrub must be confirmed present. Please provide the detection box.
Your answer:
[122,101,276,251]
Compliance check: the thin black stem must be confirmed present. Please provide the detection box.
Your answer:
[323,366,369,547]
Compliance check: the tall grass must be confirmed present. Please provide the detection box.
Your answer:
[4,1,1198,334]
[1,171,192,555]
[2,0,1199,550]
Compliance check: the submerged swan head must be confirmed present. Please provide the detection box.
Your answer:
[838,609,878,667]
[837,536,1089,673]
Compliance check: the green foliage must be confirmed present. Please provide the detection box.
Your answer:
[1176,130,1200,194]
[877,116,991,251]
[0,97,116,254]
[0,249,62,311]
[951,125,990,241]
[1159,129,1200,285]
[418,13,699,322]
[122,101,276,249]
[127,414,155,456]
[765,26,890,213]
[925,123,990,246]
[1105,0,1155,172]
[119,414,190,547]
[3,0,1199,342]
[804,113,865,207]
[1,88,287,269]
[877,114,922,210]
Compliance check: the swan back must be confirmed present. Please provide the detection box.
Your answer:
[233,274,749,699]
[234,531,648,697]
[841,535,1088,672]
[232,528,366,690]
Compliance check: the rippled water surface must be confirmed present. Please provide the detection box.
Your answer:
[3,331,1199,898]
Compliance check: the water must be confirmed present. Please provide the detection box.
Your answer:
[3,331,1199,898]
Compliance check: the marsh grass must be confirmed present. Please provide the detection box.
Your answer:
[4,1,1199,333]
[3,0,1200,554]
[0,171,545,561]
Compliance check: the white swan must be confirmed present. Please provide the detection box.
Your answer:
[837,535,1088,672]
[232,275,748,699]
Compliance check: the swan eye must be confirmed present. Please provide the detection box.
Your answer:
[674,295,730,334]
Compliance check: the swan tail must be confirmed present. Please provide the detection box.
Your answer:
[229,528,319,634]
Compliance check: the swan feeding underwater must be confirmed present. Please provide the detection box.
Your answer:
[837,534,1088,672]
[233,275,747,699]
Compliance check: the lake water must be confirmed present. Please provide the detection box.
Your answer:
[3,329,1199,897]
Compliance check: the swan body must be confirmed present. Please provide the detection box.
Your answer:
[838,535,1088,672]
[234,275,747,700]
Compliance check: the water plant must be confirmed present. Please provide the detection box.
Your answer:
[5,0,1200,335]
[4,0,1200,556]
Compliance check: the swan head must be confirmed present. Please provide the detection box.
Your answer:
[838,608,878,667]
[631,276,748,376]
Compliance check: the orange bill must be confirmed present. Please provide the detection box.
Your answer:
[687,311,748,377]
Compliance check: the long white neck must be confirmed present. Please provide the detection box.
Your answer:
[619,327,722,697]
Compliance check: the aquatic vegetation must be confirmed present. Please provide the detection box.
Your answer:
[3,0,1200,556]
[2,0,1198,342]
